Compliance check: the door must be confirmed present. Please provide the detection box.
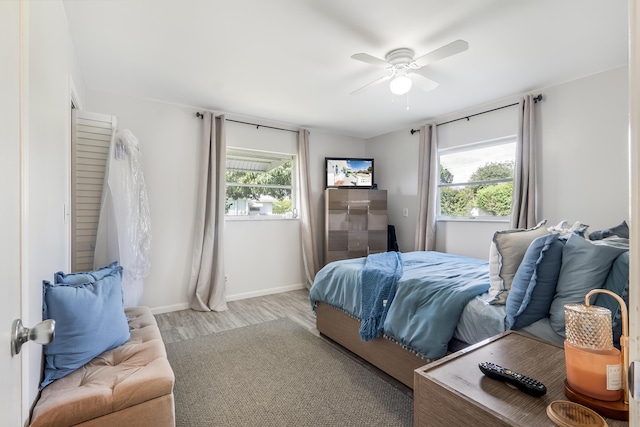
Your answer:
[0,1,25,426]
[70,110,116,272]
[630,0,640,422]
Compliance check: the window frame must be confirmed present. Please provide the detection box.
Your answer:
[437,135,517,222]
[224,147,298,221]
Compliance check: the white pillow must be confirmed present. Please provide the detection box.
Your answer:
[488,220,548,304]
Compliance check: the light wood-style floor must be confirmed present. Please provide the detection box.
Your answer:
[154,289,317,344]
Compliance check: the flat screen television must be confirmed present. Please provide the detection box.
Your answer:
[325,157,374,188]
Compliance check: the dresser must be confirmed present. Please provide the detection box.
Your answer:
[324,188,387,264]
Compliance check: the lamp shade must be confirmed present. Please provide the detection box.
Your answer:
[389,75,412,95]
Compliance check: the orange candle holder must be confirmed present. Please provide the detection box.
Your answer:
[563,289,629,420]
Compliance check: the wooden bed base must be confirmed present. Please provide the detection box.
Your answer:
[316,302,429,389]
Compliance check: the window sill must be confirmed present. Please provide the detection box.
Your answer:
[225,216,299,222]
[437,217,510,223]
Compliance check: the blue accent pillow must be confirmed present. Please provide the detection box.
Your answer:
[54,261,119,285]
[506,233,564,330]
[41,266,130,388]
[549,234,627,337]
[595,252,629,348]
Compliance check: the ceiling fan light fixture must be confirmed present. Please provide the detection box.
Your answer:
[389,75,412,95]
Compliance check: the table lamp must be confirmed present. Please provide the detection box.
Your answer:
[563,289,628,420]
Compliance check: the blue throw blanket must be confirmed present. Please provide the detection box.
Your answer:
[309,251,490,359]
[359,252,403,341]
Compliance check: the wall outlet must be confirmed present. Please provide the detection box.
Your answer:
[402,207,409,217]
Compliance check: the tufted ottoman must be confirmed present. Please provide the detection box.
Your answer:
[30,306,175,427]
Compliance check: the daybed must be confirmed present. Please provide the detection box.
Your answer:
[310,221,630,389]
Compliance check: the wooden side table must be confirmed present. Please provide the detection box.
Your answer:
[414,331,628,426]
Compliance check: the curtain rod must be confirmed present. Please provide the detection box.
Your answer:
[195,112,298,134]
[410,94,543,135]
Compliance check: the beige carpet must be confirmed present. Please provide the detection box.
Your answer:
[165,318,413,427]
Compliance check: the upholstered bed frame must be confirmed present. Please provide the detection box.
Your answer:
[316,302,428,388]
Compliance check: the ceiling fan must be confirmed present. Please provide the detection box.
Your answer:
[350,39,469,96]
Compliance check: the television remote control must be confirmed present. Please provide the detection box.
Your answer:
[478,362,547,397]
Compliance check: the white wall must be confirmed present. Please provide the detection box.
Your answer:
[85,90,365,311]
[366,128,420,253]
[367,66,629,260]
[86,92,201,311]
[307,133,367,264]
[26,0,87,419]
[224,121,304,300]
[536,66,629,229]
[433,96,520,258]
[367,97,521,258]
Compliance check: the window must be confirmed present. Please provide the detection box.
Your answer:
[225,148,296,219]
[438,136,516,219]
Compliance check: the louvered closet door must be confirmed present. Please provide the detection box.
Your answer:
[71,110,117,272]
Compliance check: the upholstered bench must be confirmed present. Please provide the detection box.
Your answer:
[30,306,175,427]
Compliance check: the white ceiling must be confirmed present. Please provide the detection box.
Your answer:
[62,0,629,139]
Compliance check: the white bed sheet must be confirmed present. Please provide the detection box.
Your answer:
[454,292,507,344]
[454,293,566,347]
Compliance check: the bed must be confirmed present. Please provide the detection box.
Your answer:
[310,230,631,389]
[310,251,507,388]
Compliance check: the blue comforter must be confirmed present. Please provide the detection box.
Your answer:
[310,251,490,359]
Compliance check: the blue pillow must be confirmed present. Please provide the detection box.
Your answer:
[549,234,627,337]
[506,234,564,330]
[594,252,629,348]
[41,266,130,388]
[54,261,119,285]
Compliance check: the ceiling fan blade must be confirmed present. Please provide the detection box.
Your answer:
[351,53,390,67]
[350,74,392,95]
[412,39,469,68]
[410,73,440,92]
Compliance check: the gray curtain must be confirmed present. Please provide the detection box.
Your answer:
[297,129,320,288]
[510,95,537,229]
[414,124,438,251]
[188,112,228,312]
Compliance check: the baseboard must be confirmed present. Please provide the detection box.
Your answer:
[150,302,190,315]
[226,283,307,302]
[149,283,307,315]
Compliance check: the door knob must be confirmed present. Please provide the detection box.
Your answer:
[11,319,55,356]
